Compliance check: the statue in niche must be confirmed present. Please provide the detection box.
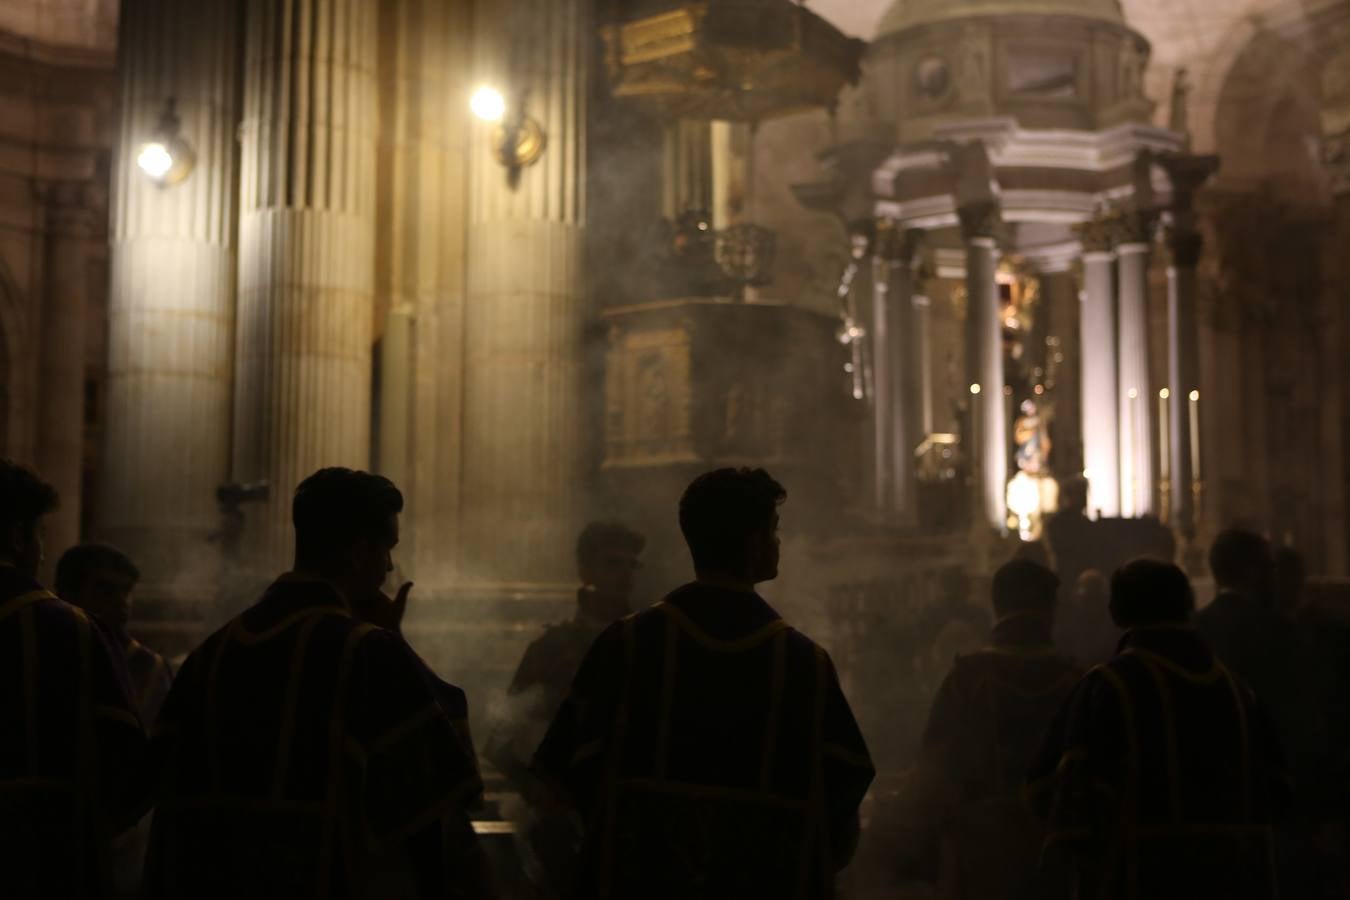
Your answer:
[958,34,989,102]
[1169,67,1191,141]
[1118,39,1144,100]
[1014,399,1052,475]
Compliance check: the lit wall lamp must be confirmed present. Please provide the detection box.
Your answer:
[136,97,195,187]
[471,85,546,187]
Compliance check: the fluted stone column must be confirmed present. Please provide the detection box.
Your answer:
[233,0,380,570]
[100,0,240,608]
[1077,215,1121,519]
[1117,229,1154,517]
[376,0,472,590]
[959,204,1007,533]
[36,182,93,576]
[871,225,921,524]
[461,0,589,588]
[1160,155,1219,540]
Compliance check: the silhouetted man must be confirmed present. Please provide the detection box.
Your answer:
[1196,530,1324,818]
[1029,559,1287,900]
[1055,569,1118,668]
[145,468,489,900]
[534,468,874,899]
[910,559,1081,900]
[488,522,644,897]
[0,461,149,898]
[56,543,173,724]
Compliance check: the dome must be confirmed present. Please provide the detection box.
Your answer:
[877,0,1126,37]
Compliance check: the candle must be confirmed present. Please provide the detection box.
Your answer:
[1158,389,1171,523]
[1127,389,1139,515]
[1189,389,1201,485]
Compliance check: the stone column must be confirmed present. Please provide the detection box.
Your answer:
[1116,222,1154,517]
[1077,214,1121,519]
[36,182,93,574]
[233,0,380,570]
[1160,155,1219,541]
[1040,267,1081,480]
[663,120,713,220]
[873,225,922,525]
[100,0,240,609]
[375,0,473,591]
[461,0,589,587]
[959,203,1007,533]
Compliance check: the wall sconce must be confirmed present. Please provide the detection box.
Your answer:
[471,85,546,187]
[136,97,195,187]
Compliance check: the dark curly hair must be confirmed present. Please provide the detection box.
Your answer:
[678,468,786,573]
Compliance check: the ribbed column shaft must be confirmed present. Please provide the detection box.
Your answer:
[1167,260,1200,535]
[1117,243,1154,517]
[462,0,589,586]
[1082,251,1121,518]
[375,0,472,590]
[967,237,1007,533]
[100,0,240,606]
[37,186,93,578]
[233,0,379,569]
[885,254,920,525]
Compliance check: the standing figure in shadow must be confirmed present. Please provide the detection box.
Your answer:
[0,461,149,898]
[533,468,874,899]
[902,558,1081,900]
[1028,559,1287,900]
[145,467,491,900]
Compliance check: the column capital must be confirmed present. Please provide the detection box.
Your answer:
[875,219,925,267]
[957,201,1003,244]
[1074,209,1126,255]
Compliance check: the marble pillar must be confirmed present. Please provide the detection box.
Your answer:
[461,0,589,588]
[100,0,239,607]
[1077,214,1120,519]
[36,182,93,574]
[872,226,922,525]
[1160,155,1219,541]
[959,204,1007,533]
[233,0,380,570]
[1117,233,1154,517]
[376,0,472,590]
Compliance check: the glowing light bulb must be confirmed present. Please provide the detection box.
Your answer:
[1160,388,1170,400]
[969,383,982,395]
[1128,388,1138,400]
[1189,390,1200,402]
[471,86,507,123]
[137,142,174,180]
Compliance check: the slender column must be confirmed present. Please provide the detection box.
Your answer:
[959,204,1007,533]
[375,0,472,590]
[663,120,713,219]
[461,0,589,586]
[36,182,93,574]
[233,0,380,570]
[1117,230,1154,517]
[100,0,240,608]
[1160,155,1219,541]
[1041,268,1081,479]
[882,226,923,525]
[1077,214,1121,518]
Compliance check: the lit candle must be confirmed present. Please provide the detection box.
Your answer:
[1158,388,1171,524]
[1189,389,1201,485]
[1127,388,1139,515]
[970,384,982,480]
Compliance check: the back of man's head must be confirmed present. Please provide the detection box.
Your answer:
[54,543,139,599]
[293,468,403,569]
[1109,558,1194,628]
[679,468,785,576]
[1209,529,1274,594]
[0,461,58,574]
[991,558,1059,619]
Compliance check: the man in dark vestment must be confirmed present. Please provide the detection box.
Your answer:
[534,468,874,900]
[1028,559,1288,900]
[0,461,149,899]
[906,558,1081,900]
[55,543,173,723]
[488,522,644,896]
[145,468,490,900]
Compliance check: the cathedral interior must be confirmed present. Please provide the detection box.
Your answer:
[3,0,1350,836]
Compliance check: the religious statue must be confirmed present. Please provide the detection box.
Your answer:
[1169,67,1191,143]
[1014,399,1051,475]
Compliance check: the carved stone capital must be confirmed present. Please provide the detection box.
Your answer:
[875,219,925,268]
[1074,209,1126,254]
[957,201,1002,243]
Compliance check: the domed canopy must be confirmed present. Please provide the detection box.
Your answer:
[877,0,1125,37]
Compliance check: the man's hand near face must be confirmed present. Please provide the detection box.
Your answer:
[352,581,412,633]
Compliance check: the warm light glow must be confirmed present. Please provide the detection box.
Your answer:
[1128,388,1138,400]
[1160,388,1171,400]
[970,383,982,395]
[1189,390,1200,402]
[137,142,174,180]
[471,86,507,123]
[1033,384,1045,396]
